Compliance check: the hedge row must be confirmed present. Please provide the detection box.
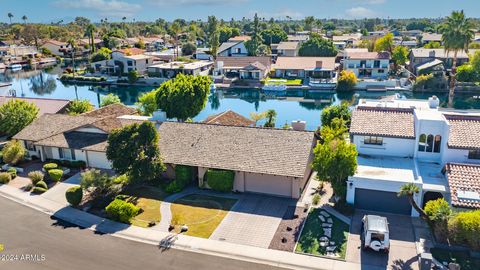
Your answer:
[46,159,86,169]
[165,165,192,193]
[205,169,234,193]
[60,74,107,82]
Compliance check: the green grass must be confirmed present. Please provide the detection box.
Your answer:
[431,248,480,270]
[296,208,349,259]
[265,78,303,85]
[171,194,237,238]
[122,186,168,228]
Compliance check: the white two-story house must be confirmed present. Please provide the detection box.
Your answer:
[347,96,480,216]
[217,41,248,57]
[343,51,390,80]
[91,48,155,75]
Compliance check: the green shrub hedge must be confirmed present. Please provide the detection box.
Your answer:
[206,169,234,192]
[28,171,44,185]
[65,186,83,206]
[35,180,48,190]
[48,169,63,182]
[32,187,47,194]
[43,163,58,171]
[45,159,86,169]
[105,199,140,223]
[164,165,192,194]
[0,172,12,184]
[449,210,480,250]
[7,167,17,179]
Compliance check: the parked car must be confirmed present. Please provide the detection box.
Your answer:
[361,215,390,253]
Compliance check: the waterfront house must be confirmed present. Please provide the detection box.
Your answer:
[408,49,478,74]
[147,60,213,79]
[91,48,156,75]
[347,97,480,216]
[343,51,390,79]
[41,40,73,57]
[215,56,271,81]
[14,104,315,199]
[273,57,336,81]
[217,40,248,57]
[275,42,300,57]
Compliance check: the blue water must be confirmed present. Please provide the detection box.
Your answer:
[1,67,480,130]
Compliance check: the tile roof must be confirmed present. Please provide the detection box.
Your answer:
[0,97,70,116]
[346,51,391,60]
[444,114,480,150]
[158,122,315,178]
[410,49,478,59]
[216,56,271,70]
[81,103,138,118]
[445,163,480,209]
[422,33,442,42]
[274,57,336,70]
[203,110,255,127]
[228,35,251,42]
[276,41,299,50]
[115,48,145,56]
[350,106,415,138]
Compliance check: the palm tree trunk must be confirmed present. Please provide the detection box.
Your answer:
[408,195,432,226]
[448,50,458,108]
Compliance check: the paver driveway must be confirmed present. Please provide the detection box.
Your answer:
[210,194,293,248]
[346,210,419,270]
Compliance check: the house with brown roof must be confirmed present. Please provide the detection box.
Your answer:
[91,48,156,75]
[273,57,336,81]
[275,42,300,57]
[217,41,248,57]
[0,97,70,116]
[343,51,390,79]
[347,97,480,215]
[215,56,272,81]
[203,110,254,127]
[14,105,316,199]
[41,39,73,57]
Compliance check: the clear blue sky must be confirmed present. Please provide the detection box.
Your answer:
[2,0,480,23]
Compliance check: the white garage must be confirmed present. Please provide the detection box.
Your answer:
[87,151,111,169]
[244,172,293,197]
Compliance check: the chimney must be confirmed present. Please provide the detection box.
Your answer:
[150,110,167,122]
[316,61,323,69]
[291,120,306,131]
[428,96,440,109]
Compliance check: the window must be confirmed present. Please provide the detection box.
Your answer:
[419,134,442,153]
[377,69,384,73]
[58,148,76,160]
[127,61,133,66]
[418,134,426,151]
[468,150,480,160]
[364,136,383,145]
[426,134,434,152]
[434,135,442,153]
[24,141,35,151]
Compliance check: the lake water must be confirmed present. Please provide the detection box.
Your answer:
[1,67,480,130]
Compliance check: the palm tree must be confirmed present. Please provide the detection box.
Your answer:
[169,22,182,60]
[7,13,13,24]
[264,109,277,128]
[249,112,266,127]
[398,183,430,223]
[67,38,77,78]
[21,15,27,25]
[439,10,475,108]
[86,24,97,54]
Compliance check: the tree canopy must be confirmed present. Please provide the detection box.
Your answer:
[0,99,39,137]
[155,74,211,121]
[298,33,337,57]
[100,93,122,107]
[260,27,288,45]
[374,33,394,53]
[321,102,352,128]
[106,121,165,183]
[67,99,93,115]
[392,45,409,66]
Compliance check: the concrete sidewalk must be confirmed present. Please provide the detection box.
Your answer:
[0,183,380,270]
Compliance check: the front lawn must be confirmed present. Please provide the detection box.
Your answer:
[265,78,303,86]
[170,194,237,238]
[122,186,167,228]
[431,248,480,270]
[295,208,349,259]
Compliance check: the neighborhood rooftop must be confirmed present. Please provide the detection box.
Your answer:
[444,114,480,150]
[345,51,391,60]
[445,163,480,209]
[203,110,255,127]
[274,57,336,71]
[0,97,70,116]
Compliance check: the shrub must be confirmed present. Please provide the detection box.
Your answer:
[43,163,58,171]
[28,171,44,185]
[165,181,182,193]
[2,140,27,165]
[448,210,480,250]
[48,169,63,182]
[65,186,83,206]
[0,172,12,184]
[336,70,357,92]
[7,167,17,179]
[113,174,129,185]
[312,194,321,205]
[80,169,115,197]
[67,99,93,115]
[425,198,452,222]
[35,180,48,190]
[164,165,192,193]
[105,199,140,223]
[32,187,47,194]
[205,169,234,192]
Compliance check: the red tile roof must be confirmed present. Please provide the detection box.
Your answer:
[350,106,415,138]
[445,163,480,209]
[445,114,480,150]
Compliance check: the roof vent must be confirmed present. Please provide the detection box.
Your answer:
[457,190,480,202]
[428,95,440,109]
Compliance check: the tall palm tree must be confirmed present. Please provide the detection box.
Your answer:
[439,10,475,108]
[7,13,13,24]
[21,15,27,25]
[86,24,97,54]
[398,183,430,223]
[169,22,182,60]
[67,38,77,78]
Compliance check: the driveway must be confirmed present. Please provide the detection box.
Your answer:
[210,194,293,248]
[41,173,81,205]
[346,210,419,270]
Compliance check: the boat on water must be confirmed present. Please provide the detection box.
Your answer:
[8,64,22,71]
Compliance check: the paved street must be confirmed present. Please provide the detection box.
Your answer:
[0,196,287,270]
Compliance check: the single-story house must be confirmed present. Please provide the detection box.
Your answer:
[194,48,213,61]
[273,57,336,80]
[215,56,272,81]
[217,41,248,57]
[147,61,213,79]
[0,97,70,116]
[14,104,316,199]
[331,34,362,46]
[203,110,254,127]
[41,39,73,57]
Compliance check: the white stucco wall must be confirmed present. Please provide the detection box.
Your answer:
[353,135,415,157]
[442,148,480,165]
[218,42,247,57]
[86,151,111,169]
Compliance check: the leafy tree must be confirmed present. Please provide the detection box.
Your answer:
[398,183,430,222]
[312,138,357,199]
[218,26,233,43]
[424,41,442,49]
[100,94,122,107]
[0,99,39,137]
[260,27,288,45]
[135,38,145,49]
[406,20,433,31]
[374,33,394,53]
[257,44,271,56]
[106,122,165,183]
[155,74,211,121]
[181,42,197,55]
[67,99,93,115]
[439,10,475,107]
[425,198,452,222]
[392,45,409,67]
[136,90,158,116]
[448,210,480,250]
[91,47,112,62]
[337,70,357,92]
[249,111,266,127]
[264,109,277,128]
[321,102,351,128]
[2,140,26,165]
[304,16,315,31]
[323,22,336,31]
[127,70,139,84]
[298,33,337,57]
[208,16,219,58]
[250,13,261,56]
[456,50,480,82]
[320,118,348,141]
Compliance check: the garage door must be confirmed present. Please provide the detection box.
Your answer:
[87,151,111,169]
[354,188,411,215]
[244,173,292,197]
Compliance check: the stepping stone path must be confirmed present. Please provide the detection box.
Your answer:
[318,215,326,222]
[327,218,333,224]
[320,211,330,218]
[323,228,332,238]
[326,246,336,252]
[322,223,332,228]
